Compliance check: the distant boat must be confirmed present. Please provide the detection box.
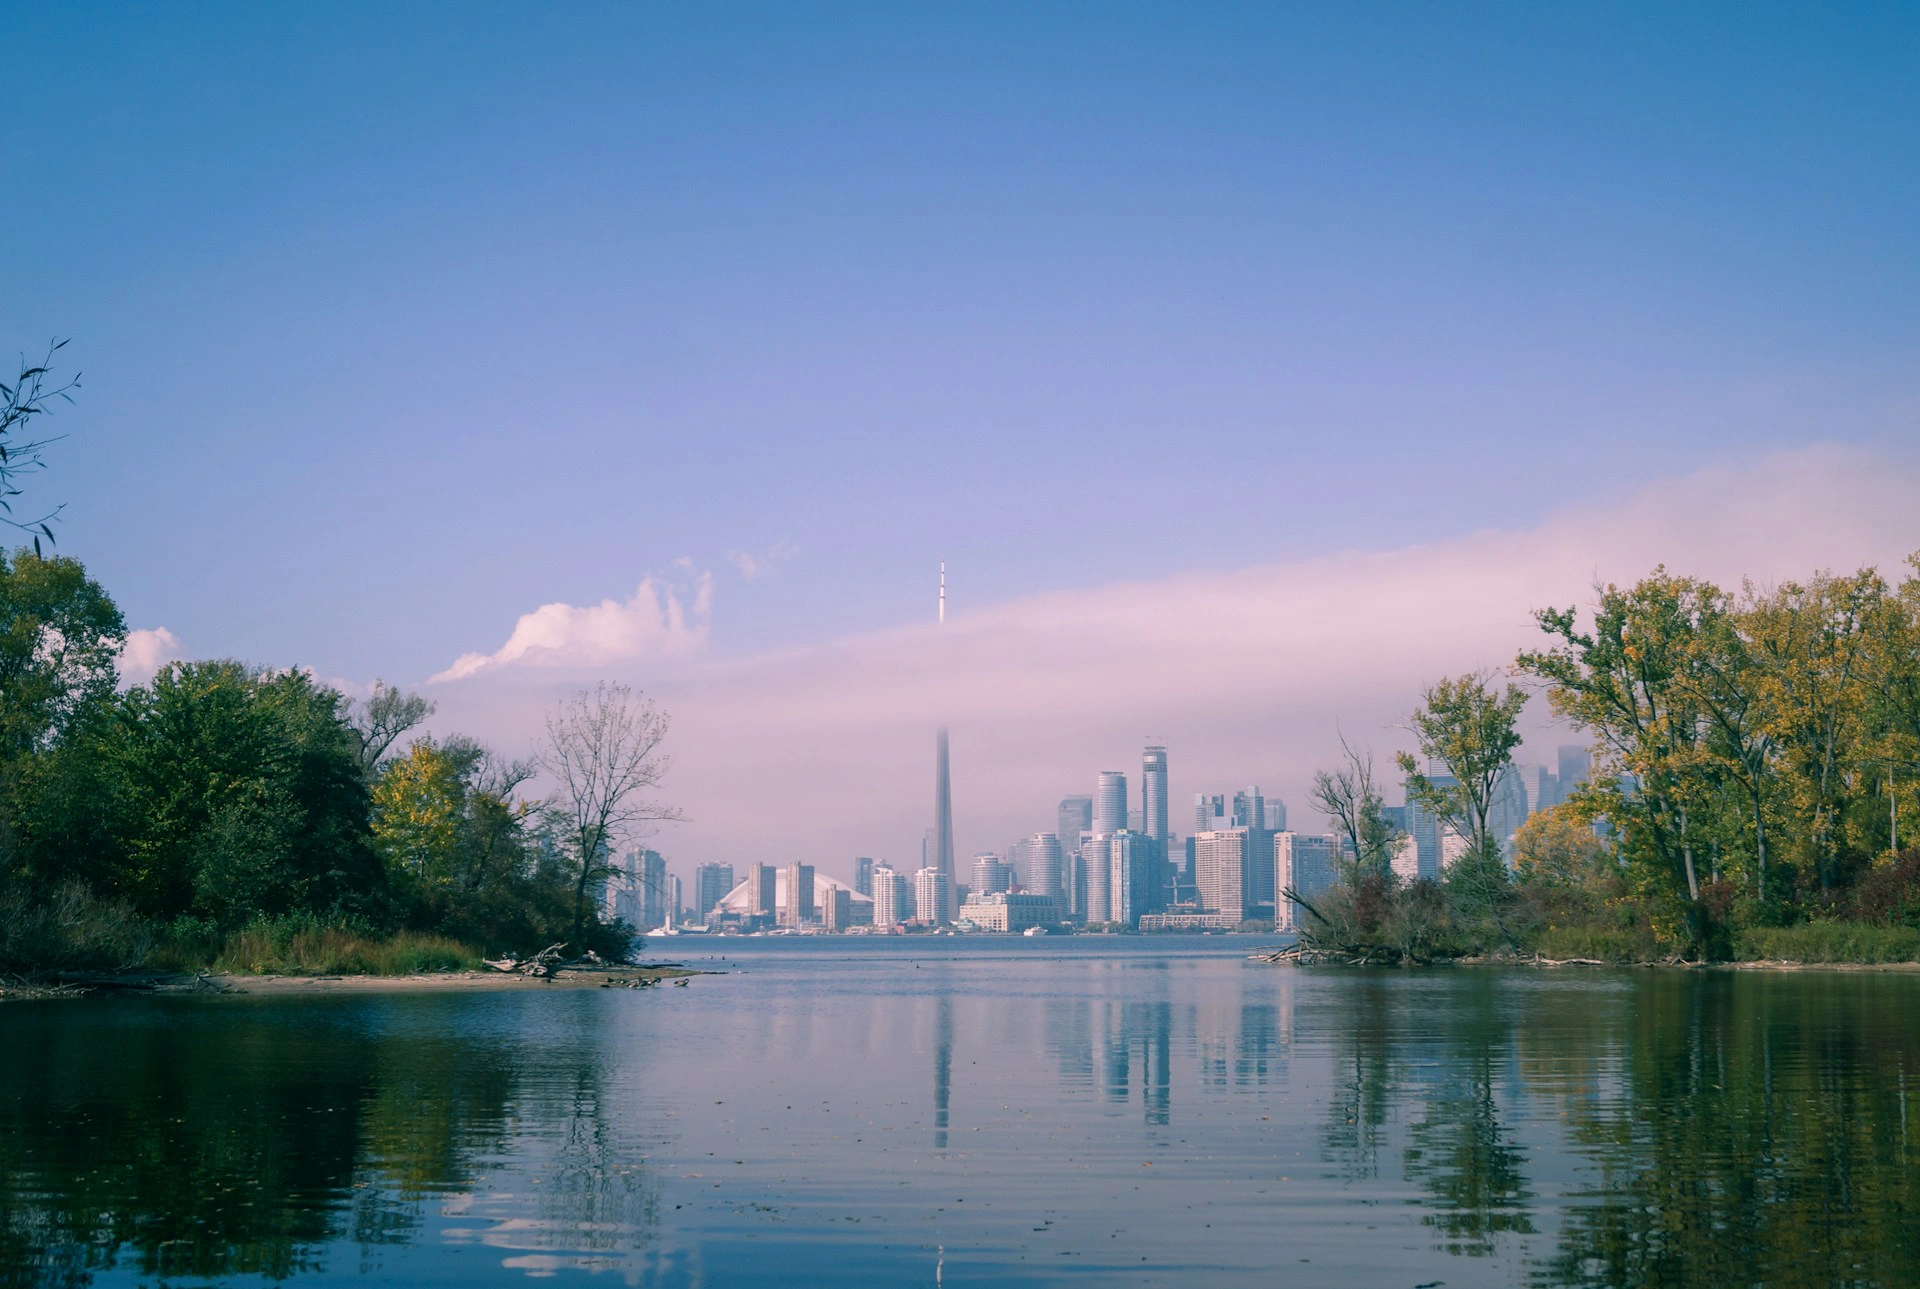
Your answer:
[1023,926,1049,937]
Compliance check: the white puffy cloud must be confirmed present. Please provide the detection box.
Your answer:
[429,573,712,683]
[117,626,184,687]
[426,444,1920,882]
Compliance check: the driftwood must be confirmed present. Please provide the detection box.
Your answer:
[484,944,651,981]
[45,971,231,995]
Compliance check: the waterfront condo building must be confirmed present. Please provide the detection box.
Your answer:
[694,862,735,923]
[1193,829,1248,922]
[870,865,912,928]
[914,867,952,926]
[1109,830,1155,928]
[781,863,815,927]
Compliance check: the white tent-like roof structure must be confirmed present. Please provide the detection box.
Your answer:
[713,870,874,917]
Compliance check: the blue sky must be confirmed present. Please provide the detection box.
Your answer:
[11,2,1916,680]
[9,5,1920,867]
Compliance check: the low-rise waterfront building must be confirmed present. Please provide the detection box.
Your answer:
[956,891,1057,932]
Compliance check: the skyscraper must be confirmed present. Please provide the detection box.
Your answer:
[1109,831,1153,928]
[782,862,815,927]
[1193,829,1248,921]
[694,863,735,921]
[972,853,1013,896]
[1194,793,1226,834]
[915,867,952,926]
[871,864,911,928]
[1233,787,1274,912]
[1083,832,1114,923]
[1057,796,1092,848]
[1095,772,1128,834]
[749,863,777,922]
[1142,747,1169,843]
[1024,832,1065,902]
[853,856,874,897]
[822,886,852,931]
[1558,744,1592,792]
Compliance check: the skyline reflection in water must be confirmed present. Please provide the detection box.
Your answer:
[2,939,1916,1286]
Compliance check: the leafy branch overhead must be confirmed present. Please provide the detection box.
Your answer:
[0,341,80,554]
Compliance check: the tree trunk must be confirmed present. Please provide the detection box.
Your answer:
[1681,835,1699,903]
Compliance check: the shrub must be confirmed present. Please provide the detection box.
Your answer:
[0,881,152,975]
[1531,924,1658,963]
[1853,851,1920,929]
[1735,922,1920,964]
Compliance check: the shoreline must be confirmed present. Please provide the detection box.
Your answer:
[1252,948,1920,973]
[2,963,705,1002]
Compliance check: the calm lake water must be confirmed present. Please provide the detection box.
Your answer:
[4,937,1918,1287]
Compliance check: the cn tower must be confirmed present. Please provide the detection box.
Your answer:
[931,561,955,921]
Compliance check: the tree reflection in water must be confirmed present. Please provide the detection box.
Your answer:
[1308,968,1920,1286]
[1536,973,1920,1288]
[0,994,655,1287]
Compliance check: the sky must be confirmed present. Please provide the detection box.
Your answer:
[8,4,1919,887]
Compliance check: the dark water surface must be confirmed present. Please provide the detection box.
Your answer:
[4,937,1918,1287]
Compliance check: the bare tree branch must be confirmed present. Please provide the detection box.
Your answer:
[541,681,684,946]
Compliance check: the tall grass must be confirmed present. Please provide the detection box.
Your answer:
[149,914,481,976]
[1529,924,1665,963]
[0,882,153,974]
[1735,922,1920,964]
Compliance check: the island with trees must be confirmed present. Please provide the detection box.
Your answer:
[1291,556,1920,966]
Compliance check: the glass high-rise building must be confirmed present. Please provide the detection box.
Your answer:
[1142,747,1169,843]
[749,863,777,921]
[1095,772,1128,835]
[1024,832,1065,901]
[1557,745,1592,791]
[1263,798,1288,832]
[853,856,874,897]
[1082,832,1114,923]
[1056,796,1092,870]
[1109,831,1153,928]
[693,862,735,922]
[1194,793,1226,834]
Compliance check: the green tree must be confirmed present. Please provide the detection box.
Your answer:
[0,549,124,763]
[67,661,385,925]
[1396,671,1528,863]
[1395,672,1526,944]
[1743,568,1881,894]
[1517,573,1721,911]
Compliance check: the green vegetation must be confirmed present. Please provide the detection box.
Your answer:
[0,548,651,976]
[1295,555,1920,965]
